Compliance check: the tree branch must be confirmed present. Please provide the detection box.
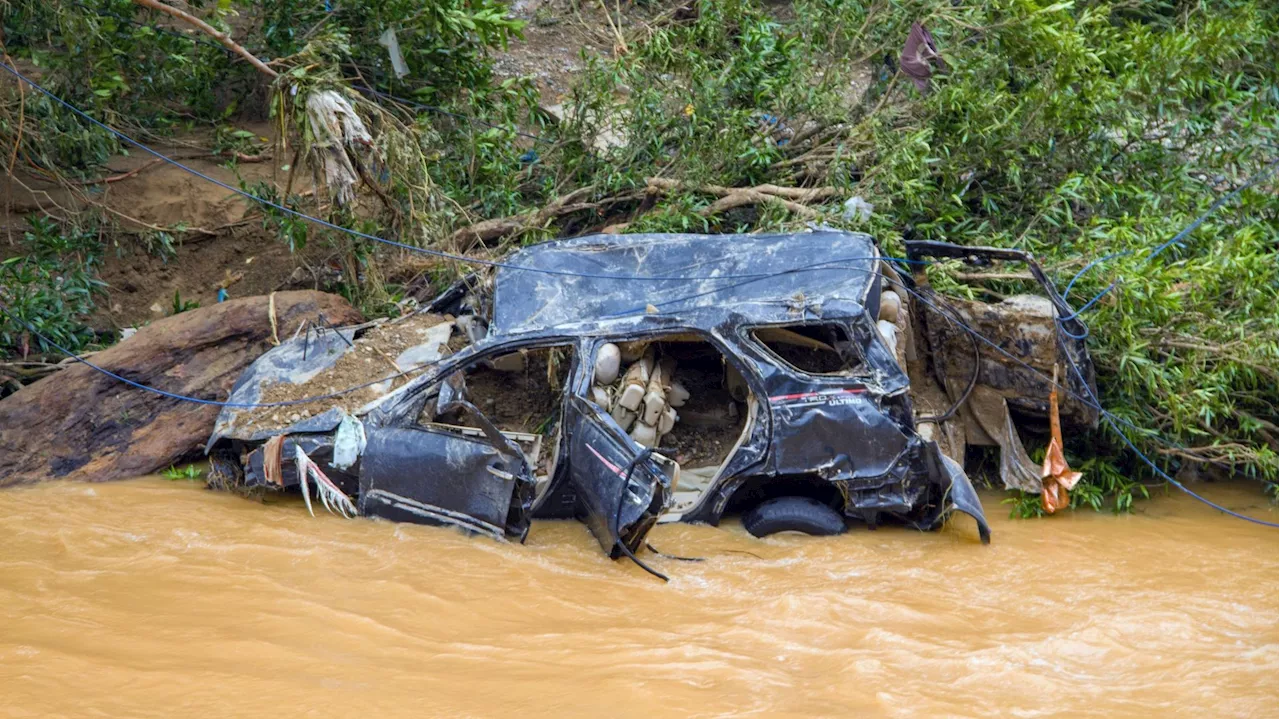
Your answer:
[131,0,278,79]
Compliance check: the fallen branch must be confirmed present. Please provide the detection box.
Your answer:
[131,0,278,79]
[952,271,1036,282]
[645,178,841,219]
[94,202,219,238]
[449,186,645,247]
[72,158,164,186]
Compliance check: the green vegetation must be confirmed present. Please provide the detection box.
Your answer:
[0,0,1275,506]
[0,216,104,356]
[162,463,204,480]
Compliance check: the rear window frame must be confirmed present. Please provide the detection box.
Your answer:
[743,320,869,379]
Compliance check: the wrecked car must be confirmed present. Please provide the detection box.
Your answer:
[206,230,1097,562]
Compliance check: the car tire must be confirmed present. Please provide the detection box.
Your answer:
[742,496,847,538]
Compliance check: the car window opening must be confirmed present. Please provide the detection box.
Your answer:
[421,345,574,486]
[751,323,863,375]
[588,337,753,517]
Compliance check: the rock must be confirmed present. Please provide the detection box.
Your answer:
[0,291,363,487]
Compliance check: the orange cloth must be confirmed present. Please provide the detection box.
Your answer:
[1041,387,1082,514]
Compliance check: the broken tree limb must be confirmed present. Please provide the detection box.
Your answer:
[131,0,279,79]
[72,158,164,186]
[448,186,645,247]
[645,178,841,219]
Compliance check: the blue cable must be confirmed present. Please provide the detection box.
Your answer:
[1058,162,1277,323]
[5,47,1272,526]
[1063,250,1130,299]
[853,269,1277,528]
[1062,354,1278,528]
[6,266,1276,527]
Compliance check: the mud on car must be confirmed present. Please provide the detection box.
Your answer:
[207,230,1098,561]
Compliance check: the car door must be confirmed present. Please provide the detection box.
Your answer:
[745,318,912,480]
[562,393,676,557]
[359,371,537,542]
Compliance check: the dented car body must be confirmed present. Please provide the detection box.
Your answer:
[208,230,1095,559]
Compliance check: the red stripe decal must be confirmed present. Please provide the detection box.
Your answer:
[768,388,866,403]
[586,443,625,477]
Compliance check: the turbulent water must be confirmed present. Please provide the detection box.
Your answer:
[0,479,1275,718]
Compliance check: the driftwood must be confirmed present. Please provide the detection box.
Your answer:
[0,291,363,486]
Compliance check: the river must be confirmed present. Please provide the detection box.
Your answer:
[0,479,1275,717]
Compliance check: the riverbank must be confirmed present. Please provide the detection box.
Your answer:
[0,480,1274,717]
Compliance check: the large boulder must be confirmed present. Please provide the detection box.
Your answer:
[0,291,363,486]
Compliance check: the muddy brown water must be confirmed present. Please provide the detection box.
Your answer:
[0,480,1275,718]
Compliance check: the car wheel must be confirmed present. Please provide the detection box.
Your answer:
[742,496,847,538]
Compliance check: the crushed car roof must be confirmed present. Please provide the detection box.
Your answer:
[491,230,881,334]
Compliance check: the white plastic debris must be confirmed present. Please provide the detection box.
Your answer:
[295,444,358,518]
[378,28,409,79]
[630,421,657,448]
[591,386,612,409]
[657,406,678,435]
[611,403,637,431]
[595,343,621,385]
[394,321,454,369]
[877,319,898,355]
[304,90,373,206]
[617,353,653,411]
[879,290,901,323]
[668,380,690,408]
[332,413,367,471]
[842,195,875,222]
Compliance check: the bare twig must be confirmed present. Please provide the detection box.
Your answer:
[71,158,164,186]
[952,271,1036,282]
[94,202,218,238]
[130,0,279,79]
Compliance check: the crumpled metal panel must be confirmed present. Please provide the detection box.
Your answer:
[359,425,533,541]
[491,230,880,334]
[206,328,357,450]
[562,395,673,557]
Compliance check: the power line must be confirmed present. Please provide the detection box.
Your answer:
[8,263,1274,527]
[1056,161,1277,339]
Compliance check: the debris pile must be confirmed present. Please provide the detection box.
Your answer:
[234,312,457,435]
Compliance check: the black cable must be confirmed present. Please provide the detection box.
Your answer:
[917,318,980,423]
[612,447,668,582]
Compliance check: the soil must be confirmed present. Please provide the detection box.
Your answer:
[652,343,748,469]
[234,312,458,434]
[452,347,572,434]
[0,121,337,333]
[764,342,847,374]
[94,223,328,331]
[499,0,614,102]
